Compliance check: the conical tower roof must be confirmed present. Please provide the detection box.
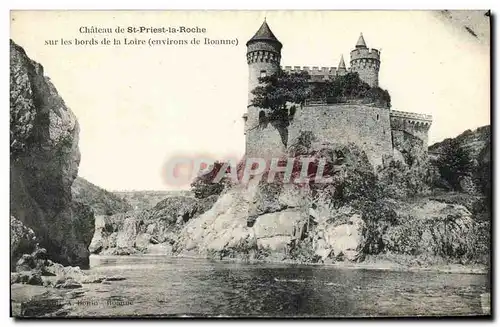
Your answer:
[246,19,282,46]
[338,55,346,69]
[356,33,367,48]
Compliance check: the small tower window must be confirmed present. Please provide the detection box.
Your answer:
[260,70,267,78]
[376,114,379,120]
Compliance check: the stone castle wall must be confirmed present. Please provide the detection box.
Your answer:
[389,110,432,164]
[389,110,432,147]
[289,104,393,168]
[245,107,287,160]
[244,104,432,169]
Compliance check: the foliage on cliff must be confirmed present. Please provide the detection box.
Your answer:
[72,177,132,215]
[251,70,391,114]
[113,190,193,211]
[429,125,490,158]
[429,126,490,205]
[190,161,233,199]
[251,70,311,116]
[311,72,391,108]
[434,138,474,191]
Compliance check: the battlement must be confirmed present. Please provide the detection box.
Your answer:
[282,66,341,82]
[282,65,338,75]
[390,110,432,123]
[350,48,380,61]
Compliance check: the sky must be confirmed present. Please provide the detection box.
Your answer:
[10,10,490,191]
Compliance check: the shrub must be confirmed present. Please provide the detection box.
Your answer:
[190,161,232,199]
[354,199,398,254]
[288,239,319,263]
[435,138,473,191]
[378,160,432,198]
[311,72,391,108]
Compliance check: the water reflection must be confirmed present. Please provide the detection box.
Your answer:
[67,255,490,317]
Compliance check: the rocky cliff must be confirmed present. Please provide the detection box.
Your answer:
[72,177,132,215]
[89,195,217,255]
[172,139,488,266]
[10,40,94,268]
[429,125,490,159]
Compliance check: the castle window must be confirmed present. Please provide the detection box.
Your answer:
[376,114,379,120]
[260,70,267,78]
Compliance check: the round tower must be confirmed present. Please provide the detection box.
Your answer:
[246,19,282,106]
[349,33,381,87]
[244,19,285,159]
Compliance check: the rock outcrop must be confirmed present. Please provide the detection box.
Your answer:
[429,125,490,159]
[172,138,487,265]
[11,216,38,267]
[89,195,218,255]
[10,40,94,268]
[382,200,480,258]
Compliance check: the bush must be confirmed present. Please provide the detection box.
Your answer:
[378,160,432,198]
[474,143,491,210]
[311,72,391,108]
[190,161,232,199]
[435,139,473,191]
[353,199,398,254]
[288,239,319,263]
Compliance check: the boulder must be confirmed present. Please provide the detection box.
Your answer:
[54,278,82,289]
[104,276,126,281]
[11,271,43,286]
[16,254,36,272]
[316,213,366,262]
[10,216,38,267]
[253,209,307,251]
[116,217,138,249]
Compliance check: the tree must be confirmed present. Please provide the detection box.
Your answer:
[475,143,491,210]
[436,139,473,191]
[311,72,391,108]
[190,161,232,199]
[251,70,312,119]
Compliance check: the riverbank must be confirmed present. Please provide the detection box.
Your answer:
[136,252,489,275]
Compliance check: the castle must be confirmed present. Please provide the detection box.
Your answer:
[243,20,432,169]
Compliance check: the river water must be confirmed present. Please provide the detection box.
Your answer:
[65,255,489,317]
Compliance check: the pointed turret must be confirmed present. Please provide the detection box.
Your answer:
[246,19,282,47]
[356,33,367,48]
[338,55,346,69]
[337,54,347,76]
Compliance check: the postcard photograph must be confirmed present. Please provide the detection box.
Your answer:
[9,10,491,318]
